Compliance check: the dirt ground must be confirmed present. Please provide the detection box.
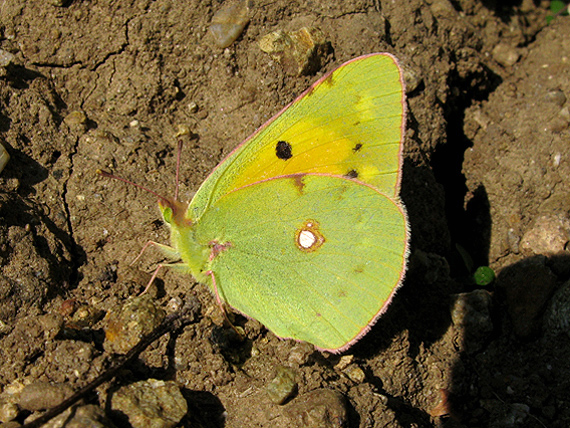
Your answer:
[0,0,569,427]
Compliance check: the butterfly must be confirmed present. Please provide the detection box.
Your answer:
[103,53,409,353]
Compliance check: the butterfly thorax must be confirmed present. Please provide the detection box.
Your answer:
[159,198,211,284]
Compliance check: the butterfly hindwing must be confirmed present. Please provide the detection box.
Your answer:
[194,174,408,352]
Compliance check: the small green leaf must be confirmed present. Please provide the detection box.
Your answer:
[550,0,566,14]
[473,266,495,286]
[547,0,569,24]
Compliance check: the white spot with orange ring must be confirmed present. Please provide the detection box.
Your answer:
[298,229,317,249]
[295,220,325,252]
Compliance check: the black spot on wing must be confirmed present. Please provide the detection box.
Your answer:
[276,140,293,160]
[352,143,363,152]
[345,169,358,179]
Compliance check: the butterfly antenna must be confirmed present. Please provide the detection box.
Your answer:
[174,139,183,202]
[96,169,170,204]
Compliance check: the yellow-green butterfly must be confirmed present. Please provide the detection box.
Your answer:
[104,53,409,353]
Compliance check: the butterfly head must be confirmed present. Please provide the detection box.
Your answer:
[158,197,192,228]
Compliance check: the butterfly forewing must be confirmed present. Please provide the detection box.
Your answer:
[188,53,405,222]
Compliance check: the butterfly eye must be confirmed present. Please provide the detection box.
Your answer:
[161,207,174,224]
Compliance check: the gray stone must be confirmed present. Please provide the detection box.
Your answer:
[284,389,348,428]
[111,379,187,428]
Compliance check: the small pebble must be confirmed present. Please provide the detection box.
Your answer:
[0,400,18,423]
[2,380,25,396]
[429,389,452,418]
[402,64,423,94]
[175,124,190,137]
[36,404,114,428]
[545,89,566,107]
[544,279,570,338]
[65,304,104,329]
[288,342,314,365]
[506,228,521,253]
[450,289,494,353]
[209,0,250,48]
[103,295,166,354]
[547,116,569,133]
[59,299,78,318]
[283,389,348,428]
[187,101,198,113]
[110,379,187,428]
[333,355,353,371]
[266,366,297,404]
[0,50,14,68]
[343,364,366,383]
[63,110,87,127]
[18,382,75,412]
[549,106,570,132]
[39,313,64,341]
[259,27,329,76]
[166,296,183,312]
[492,43,520,67]
[506,403,530,425]
[0,144,9,174]
[429,0,458,19]
[520,213,570,255]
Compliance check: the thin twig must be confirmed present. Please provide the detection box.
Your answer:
[21,309,196,428]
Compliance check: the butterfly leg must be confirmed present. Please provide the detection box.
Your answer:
[130,241,180,266]
[205,270,244,340]
[139,261,188,295]
[140,263,165,295]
